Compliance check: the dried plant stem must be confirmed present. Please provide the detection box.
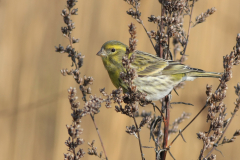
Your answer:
[168,32,170,58]
[133,116,144,160]
[68,33,73,47]
[65,34,79,70]
[158,4,165,58]
[180,0,195,62]
[129,0,156,54]
[160,95,170,160]
[140,21,156,53]
[204,112,236,159]
[156,122,162,159]
[72,136,76,155]
[168,103,207,148]
[80,86,107,158]
[158,2,168,159]
[90,114,108,160]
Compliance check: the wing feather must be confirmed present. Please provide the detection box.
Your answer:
[131,50,169,76]
[131,50,206,77]
[161,61,205,75]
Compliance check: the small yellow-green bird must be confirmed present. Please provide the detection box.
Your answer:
[97,40,221,101]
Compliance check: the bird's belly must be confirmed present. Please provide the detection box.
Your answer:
[133,75,179,101]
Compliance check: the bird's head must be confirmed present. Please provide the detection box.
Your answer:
[96,40,128,60]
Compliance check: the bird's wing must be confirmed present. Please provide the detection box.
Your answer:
[131,50,169,76]
[161,61,221,79]
[161,61,205,75]
[131,50,205,77]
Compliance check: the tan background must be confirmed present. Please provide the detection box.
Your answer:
[1,0,240,160]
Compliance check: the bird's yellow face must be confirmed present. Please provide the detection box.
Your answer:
[96,40,128,71]
[97,40,127,58]
[96,40,128,89]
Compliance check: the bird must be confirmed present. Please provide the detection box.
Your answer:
[96,40,221,101]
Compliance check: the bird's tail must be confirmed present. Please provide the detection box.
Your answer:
[186,71,222,80]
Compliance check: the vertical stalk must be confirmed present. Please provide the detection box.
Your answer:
[158,1,170,160]
[160,95,170,160]
[180,0,195,62]
[158,3,165,58]
[133,116,144,160]
[90,114,108,160]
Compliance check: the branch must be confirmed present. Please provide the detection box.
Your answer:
[180,0,195,62]
[90,114,108,160]
[167,103,208,148]
[133,116,145,160]
[160,95,170,160]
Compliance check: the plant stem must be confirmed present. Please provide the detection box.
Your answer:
[158,2,167,159]
[204,112,236,159]
[160,95,170,160]
[167,103,207,148]
[140,20,157,54]
[90,114,108,160]
[159,3,165,58]
[132,0,156,54]
[133,116,144,160]
[180,0,195,62]
[72,136,76,160]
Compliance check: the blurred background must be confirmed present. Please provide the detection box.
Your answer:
[1,0,240,159]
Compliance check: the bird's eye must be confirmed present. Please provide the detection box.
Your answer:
[111,48,116,52]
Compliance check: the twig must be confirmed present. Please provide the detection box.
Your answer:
[151,102,165,120]
[180,0,195,62]
[140,20,157,53]
[72,136,76,157]
[80,84,108,159]
[133,115,145,160]
[167,103,207,148]
[167,28,170,59]
[170,102,194,106]
[204,112,236,159]
[158,3,165,58]
[90,114,108,160]
[131,0,156,54]
[151,102,165,160]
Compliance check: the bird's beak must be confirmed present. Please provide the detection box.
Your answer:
[96,48,106,57]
